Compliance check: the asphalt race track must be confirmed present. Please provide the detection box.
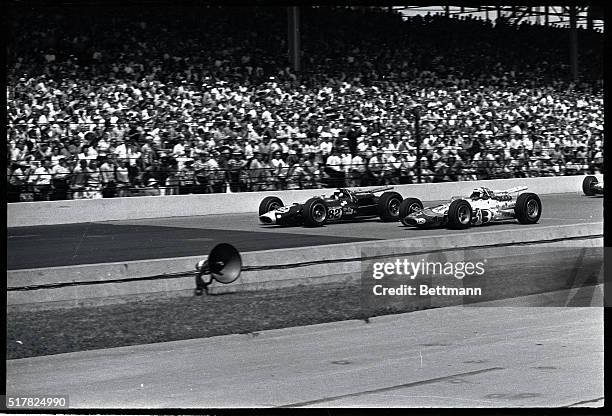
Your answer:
[6,297,603,408]
[5,192,604,408]
[7,193,603,269]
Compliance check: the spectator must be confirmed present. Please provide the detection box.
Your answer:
[5,6,603,200]
[100,157,117,198]
[248,151,265,191]
[115,160,131,197]
[30,159,53,201]
[270,150,287,190]
[178,160,197,194]
[51,157,71,200]
[340,146,353,185]
[325,147,345,187]
[350,150,367,187]
[165,159,180,195]
[367,150,385,186]
[86,160,103,199]
[7,161,30,202]
[303,152,322,188]
[227,150,246,192]
[143,178,161,196]
[71,160,90,200]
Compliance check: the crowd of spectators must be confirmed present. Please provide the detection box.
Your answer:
[6,6,604,201]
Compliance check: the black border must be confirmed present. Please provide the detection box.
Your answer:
[3,1,610,414]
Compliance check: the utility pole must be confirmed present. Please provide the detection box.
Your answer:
[287,7,300,72]
[568,6,579,81]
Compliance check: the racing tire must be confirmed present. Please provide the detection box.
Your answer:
[399,198,424,226]
[582,175,598,196]
[447,199,473,229]
[303,197,328,227]
[515,193,542,224]
[259,196,284,215]
[377,192,404,222]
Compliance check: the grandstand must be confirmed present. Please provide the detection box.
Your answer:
[6,4,604,201]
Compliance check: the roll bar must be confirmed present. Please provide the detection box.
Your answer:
[351,186,394,195]
[495,186,528,194]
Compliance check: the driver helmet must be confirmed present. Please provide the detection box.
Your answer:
[344,188,357,202]
[470,188,487,200]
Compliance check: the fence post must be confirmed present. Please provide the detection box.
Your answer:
[413,108,422,184]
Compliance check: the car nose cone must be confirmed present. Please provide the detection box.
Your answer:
[403,216,418,226]
[259,212,276,224]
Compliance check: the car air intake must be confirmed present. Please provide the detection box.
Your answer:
[259,215,273,224]
[403,217,418,226]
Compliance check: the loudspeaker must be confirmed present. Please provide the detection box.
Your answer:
[207,243,242,284]
[195,243,242,295]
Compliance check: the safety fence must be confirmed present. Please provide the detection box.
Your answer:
[6,156,600,202]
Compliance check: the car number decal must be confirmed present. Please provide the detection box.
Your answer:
[472,208,494,225]
[328,207,343,219]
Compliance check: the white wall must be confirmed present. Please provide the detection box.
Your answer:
[8,175,599,227]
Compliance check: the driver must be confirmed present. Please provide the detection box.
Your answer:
[470,187,491,200]
[336,188,357,203]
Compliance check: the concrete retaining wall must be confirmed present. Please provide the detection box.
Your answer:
[8,175,600,227]
[7,222,603,311]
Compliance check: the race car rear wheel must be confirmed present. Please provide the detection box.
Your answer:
[377,192,404,222]
[515,193,542,224]
[303,197,328,226]
[582,175,598,196]
[259,196,284,215]
[447,199,472,229]
[399,198,423,226]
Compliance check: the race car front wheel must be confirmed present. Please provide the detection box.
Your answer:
[399,198,423,226]
[582,175,598,196]
[259,196,284,215]
[447,199,472,229]
[303,197,328,226]
[377,191,404,222]
[515,193,542,224]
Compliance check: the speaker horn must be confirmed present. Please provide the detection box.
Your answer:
[195,243,242,295]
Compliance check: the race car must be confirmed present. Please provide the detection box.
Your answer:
[398,186,542,229]
[582,175,603,196]
[258,186,403,226]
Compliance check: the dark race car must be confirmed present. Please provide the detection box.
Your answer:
[582,175,603,196]
[258,186,403,226]
[398,186,542,229]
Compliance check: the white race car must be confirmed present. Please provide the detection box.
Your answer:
[582,176,603,196]
[399,186,542,229]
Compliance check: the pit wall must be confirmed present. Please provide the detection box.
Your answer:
[7,222,603,311]
[7,175,600,227]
